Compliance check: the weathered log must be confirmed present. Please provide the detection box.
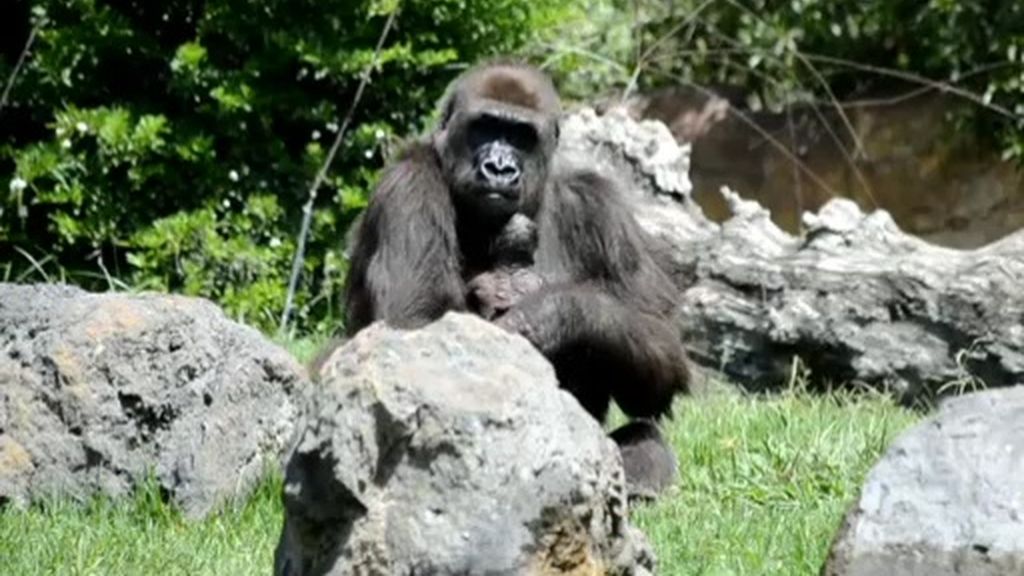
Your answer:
[561,108,1024,402]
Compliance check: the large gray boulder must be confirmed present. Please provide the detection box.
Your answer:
[0,283,305,517]
[274,313,654,576]
[823,386,1024,576]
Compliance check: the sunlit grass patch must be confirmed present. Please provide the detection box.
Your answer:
[636,390,918,575]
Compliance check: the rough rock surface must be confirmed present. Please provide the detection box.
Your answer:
[823,386,1024,576]
[0,283,304,517]
[274,313,653,576]
[562,107,1024,401]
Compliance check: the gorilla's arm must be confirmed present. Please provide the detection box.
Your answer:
[343,143,466,335]
[496,170,690,418]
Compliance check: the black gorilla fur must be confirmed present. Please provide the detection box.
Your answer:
[341,60,691,496]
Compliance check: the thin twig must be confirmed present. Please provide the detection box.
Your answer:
[785,105,804,232]
[548,45,841,201]
[797,55,867,158]
[802,54,1021,119]
[834,63,1015,108]
[639,0,719,63]
[801,96,876,206]
[658,70,841,198]
[278,8,399,334]
[1,26,38,117]
[643,42,1019,115]
[717,51,878,204]
[710,55,874,203]
[538,43,630,73]
[716,0,869,162]
[620,0,719,102]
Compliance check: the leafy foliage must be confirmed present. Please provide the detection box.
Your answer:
[547,0,1024,158]
[3,0,1021,333]
[0,0,577,333]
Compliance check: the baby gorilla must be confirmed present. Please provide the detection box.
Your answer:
[466,213,544,320]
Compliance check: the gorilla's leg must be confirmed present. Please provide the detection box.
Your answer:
[497,287,689,420]
[610,419,679,502]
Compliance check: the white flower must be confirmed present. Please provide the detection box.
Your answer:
[75,121,89,133]
[311,130,321,141]
[222,199,231,208]
[326,121,339,133]
[269,237,282,248]
[364,149,373,159]
[61,139,72,149]
[55,126,66,137]
[228,170,239,182]
[9,177,27,194]
[374,129,385,140]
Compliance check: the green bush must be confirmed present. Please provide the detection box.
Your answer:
[0,0,578,334]
[547,0,1024,159]
[6,0,1018,334]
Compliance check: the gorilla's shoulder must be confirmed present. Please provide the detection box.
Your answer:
[392,139,435,163]
[549,160,628,205]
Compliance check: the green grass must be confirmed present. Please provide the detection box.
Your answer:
[634,390,917,575]
[0,378,918,575]
[0,475,283,575]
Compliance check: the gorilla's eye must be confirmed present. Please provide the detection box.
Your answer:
[468,115,539,153]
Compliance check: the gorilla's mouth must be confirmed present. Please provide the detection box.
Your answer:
[473,187,519,219]
[485,190,516,201]
[478,184,520,203]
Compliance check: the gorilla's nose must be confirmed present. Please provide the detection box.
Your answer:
[480,148,521,187]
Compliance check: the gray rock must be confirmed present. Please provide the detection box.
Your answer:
[0,283,304,518]
[823,386,1024,576]
[274,313,654,576]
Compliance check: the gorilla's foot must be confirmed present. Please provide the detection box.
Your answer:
[610,419,679,502]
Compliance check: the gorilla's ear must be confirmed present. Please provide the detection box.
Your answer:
[440,96,457,130]
[431,96,455,153]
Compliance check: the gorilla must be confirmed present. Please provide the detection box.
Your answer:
[341,60,690,496]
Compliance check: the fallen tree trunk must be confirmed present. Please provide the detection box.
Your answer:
[562,109,1024,403]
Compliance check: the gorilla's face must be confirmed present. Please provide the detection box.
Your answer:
[438,102,556,224]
